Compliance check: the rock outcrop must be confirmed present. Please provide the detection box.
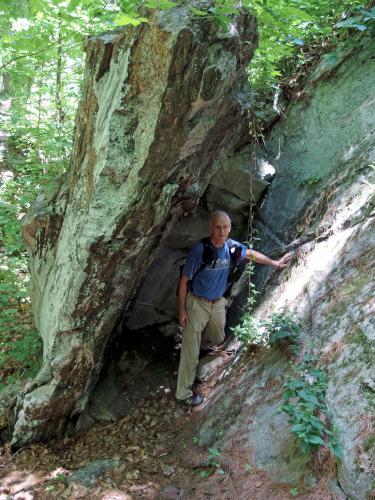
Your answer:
[199,33,375,499]
[13,4,261,446]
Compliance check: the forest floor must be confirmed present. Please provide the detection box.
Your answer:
[0,348,334,500]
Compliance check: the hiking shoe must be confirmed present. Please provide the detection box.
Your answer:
[176,394,205,406]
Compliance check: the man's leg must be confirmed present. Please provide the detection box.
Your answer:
[176,294,209,401]
[201,297,227,350]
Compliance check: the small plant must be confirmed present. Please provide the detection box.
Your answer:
[263,312,301,355]
[199,470,210,479]
[0,264,42,390]
[281,358,342,458]
[290,487,299,497]
[199,447,225,478]
[208,447,225,474]
[54,472,68,483]
[299,175,322,186]
[231,261,262,346]
[231,311,261,346]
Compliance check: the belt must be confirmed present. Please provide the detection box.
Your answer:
[191,293,222,304]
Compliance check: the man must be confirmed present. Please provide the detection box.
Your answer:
[176,210,292,406]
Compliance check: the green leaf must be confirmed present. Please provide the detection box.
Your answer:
[297,390,319,405]
[291,423,307,432]
[329,441,343,460]
[144,0,176,10]
[190,7,208,17]
[362,7,375,21]
[291,37,304,46]
[307,435,325,445]
[67,0,81,12]
[115,13,148,26]
[280,6,314,21]
[335,17,367,31]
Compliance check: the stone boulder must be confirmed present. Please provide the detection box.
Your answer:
[14,3,259,446]
[198,33,375,499]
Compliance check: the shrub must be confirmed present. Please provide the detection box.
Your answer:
[263,312,302,355]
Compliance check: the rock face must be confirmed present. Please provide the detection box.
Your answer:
[14,5,261,446]
[198,33,375,499]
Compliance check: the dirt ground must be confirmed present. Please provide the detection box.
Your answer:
[0,347,335,500]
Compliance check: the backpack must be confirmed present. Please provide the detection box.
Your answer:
[176,238,243,297]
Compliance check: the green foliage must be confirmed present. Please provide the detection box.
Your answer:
[281,358,342,459]
[231,261,261,346]
[246,0,368,93]
[0,223,42,389]
[231,309,261,346]
[144,0,176,10]
[0,328,42,390]
[335,6,375,32]
[199,470,210,479]
[0,266,42,390]
[199,447,225,478]
[263,312,301,355]
[154,0,375,97]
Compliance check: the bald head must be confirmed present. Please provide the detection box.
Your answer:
[209,210,231,246]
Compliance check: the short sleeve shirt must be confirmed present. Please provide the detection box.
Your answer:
[182,238,248,300]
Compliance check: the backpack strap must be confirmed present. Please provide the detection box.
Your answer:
[190,238,217,289]
[177,239,244,297]
[227,241,243,264]
[192,239,241,283]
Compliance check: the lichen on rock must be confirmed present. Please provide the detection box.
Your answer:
[13,3,260,447]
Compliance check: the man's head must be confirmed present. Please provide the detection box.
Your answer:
[209,210,231,247]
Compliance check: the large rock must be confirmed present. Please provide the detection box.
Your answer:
[198,33,375,499]
[15,4,259,446]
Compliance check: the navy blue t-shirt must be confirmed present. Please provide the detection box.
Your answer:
[182,238,248,300]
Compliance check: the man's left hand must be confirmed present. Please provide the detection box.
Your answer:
[273,252,293,270]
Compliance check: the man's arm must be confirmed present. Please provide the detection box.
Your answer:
[178,274,190,327]
[246,249,292,270]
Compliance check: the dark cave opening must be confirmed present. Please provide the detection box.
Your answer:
[81,325,181,429]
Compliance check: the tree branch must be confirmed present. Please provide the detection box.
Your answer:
[0,40,61,71]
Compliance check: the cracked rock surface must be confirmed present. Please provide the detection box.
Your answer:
[14,4,260,447]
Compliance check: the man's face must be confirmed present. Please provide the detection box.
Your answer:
[210,215,231,246]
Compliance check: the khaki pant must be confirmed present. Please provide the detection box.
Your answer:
[176,292,227,401]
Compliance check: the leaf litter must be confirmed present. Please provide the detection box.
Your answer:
[0,351,336,499]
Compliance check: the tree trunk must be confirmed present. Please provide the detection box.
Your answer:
[56,12,64,123]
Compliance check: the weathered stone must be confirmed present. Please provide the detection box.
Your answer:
[208,147,273,205]
[158,485,183,500]
[68,459,120,487]
[250,400,312,485]
[198,33,375,500]
[196,353,229,382]
[118,351,149,375]
[256,33,375,242]
[14,3,259,446]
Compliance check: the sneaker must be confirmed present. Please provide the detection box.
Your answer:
[176,393,205,406]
